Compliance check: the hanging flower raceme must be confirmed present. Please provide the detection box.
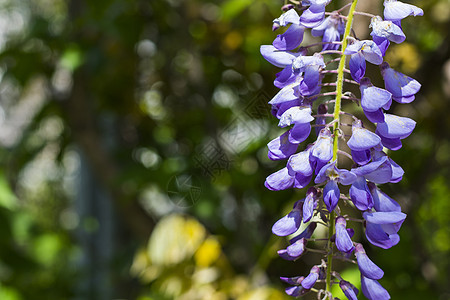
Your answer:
[261,1,422,299]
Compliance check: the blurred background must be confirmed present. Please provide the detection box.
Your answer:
[0,0,448,299]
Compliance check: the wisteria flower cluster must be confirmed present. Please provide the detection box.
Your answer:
[261,0,422,299]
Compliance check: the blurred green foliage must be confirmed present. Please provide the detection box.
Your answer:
[0,0,448,299]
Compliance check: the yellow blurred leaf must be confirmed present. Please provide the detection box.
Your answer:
[147,214,206,266]
[195,237,221,268]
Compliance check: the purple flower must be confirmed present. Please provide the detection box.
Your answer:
[300,3,328,28]
[352,155,393,184]
[361,275,391,300]
[339,279,359,300]
[273,24,306,51]
[368,183,402,212]
[310,128,333,169]
[273,8,301,27]
[349,176,374,211]
[370,16,405,44]
[287,147,313,176]
[285,285,308,297]
[311,14,345,50]
[355,243,384,280]
[359,78,392,114]
[323,180,340,212]
[268,83,300,107]
[301,265,320,289]
[278,238,307,260]
[345,40,383,82]
[363,211,406,249]
[380,62,421,103]
[335,216,354,253]
[281,276,309,297]
[351,149,371,165]
[376,114,416,144]
[347,120,382,152]
[316,161,357,211]
[280,275,304,285]
[272,200,303,236]
[260,45,304,68]
[303,187,318,222]
[268,130,299,161]
[383,0,423,21]
[265,167,294,191]
[372,35,390,56]
[278,105,314,128]
[371,151,405,183]
[375,113,416,152]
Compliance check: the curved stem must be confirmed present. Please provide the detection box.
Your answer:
[326,0,359,297]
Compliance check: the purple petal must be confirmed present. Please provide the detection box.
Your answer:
[366,223,400,249]
[361,40,384,65]
[361,276,391,300]
[337,169,358,185]
[322,26,341,51]
[274,66,297,89]
[372,35,390,56]
[378,133,402,150]
[363,211,406,226]
[289,123,312,144]
[268,131,299,161]
[370,17,405,44]
[355,244,384,280]
[273,24,305,51]
[300,4,326,28]
[260,45,300,68]
[349,52,366,82]
[376,114,416,139]
[314,160,335,183]
[274,9,301,27]
[265,167,294,191]
[384,0,423,21]
[380,62,421,103]
[294,172,313,189]
[302,189,317,222]
[278,249,297,261]
[352,149,371,165]
[280,275,304,285]
[301,266,320,289]
[369,183,402,212]
[287,148,313,176]
[350,176,374,211]
[285,285,306,297]
[352,156,393,184]
[347,120,381,151]
[310,129,333,164]
[335,216,354,253]
[339,280,359,300]
[360,78,392,112]
[287,238,307,257]
[364,109,385,123]
[279,105,314,127]
[268,83,299,105]
[389,157,404,182]
[323,180,340,212]
[272,209,302,236]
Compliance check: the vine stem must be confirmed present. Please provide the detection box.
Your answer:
[326,0,359,297]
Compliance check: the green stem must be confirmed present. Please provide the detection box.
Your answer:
[326,0,359,297]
